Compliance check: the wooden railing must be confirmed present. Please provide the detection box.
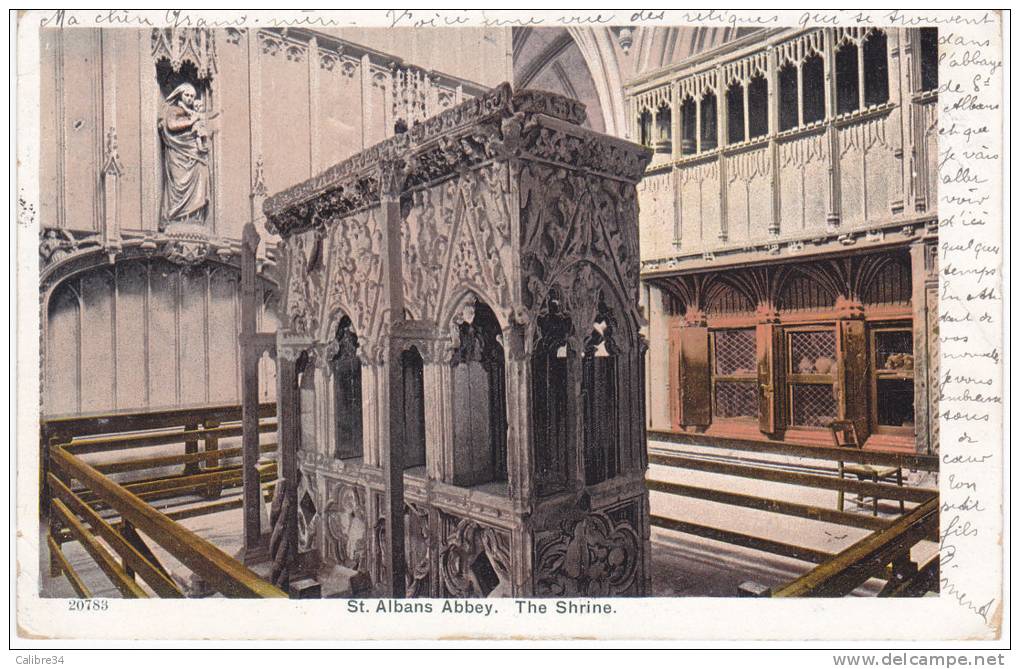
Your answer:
[646,430,939,596]
[42,403,287,598]
[772,497,939,597]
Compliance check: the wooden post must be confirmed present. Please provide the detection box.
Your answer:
[836,298,870,443]
[270,349,301,590]
[240,223,263,557]
[182,423,200,475]
[379,159,407,597]
[203,418,221,499]
[756,305,782,436]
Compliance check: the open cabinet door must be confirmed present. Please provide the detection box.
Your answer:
[756,322,781,435]
[668,316,683,430]
[837,319,870,443]
[678,325,711,429]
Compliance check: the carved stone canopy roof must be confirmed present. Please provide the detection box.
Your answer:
[263,83,652,239]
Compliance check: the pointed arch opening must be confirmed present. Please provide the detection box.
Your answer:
[331,315,363,460]
[400,346,427,470]
[450,296,508,488]
[582,291,621,486]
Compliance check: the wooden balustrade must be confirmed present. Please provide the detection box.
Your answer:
[42,403,286,599]
[647,440,939,597]
[772,497,939,597]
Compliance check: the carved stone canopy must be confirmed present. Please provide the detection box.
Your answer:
[263,83,651,238]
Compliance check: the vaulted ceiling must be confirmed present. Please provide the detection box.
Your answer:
[512,26,760,138]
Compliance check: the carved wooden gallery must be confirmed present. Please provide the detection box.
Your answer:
[631,26,939,457]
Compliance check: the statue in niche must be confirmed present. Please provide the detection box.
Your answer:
[158,82,214,229]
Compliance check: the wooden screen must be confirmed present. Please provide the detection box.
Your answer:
[450,300,508,487]
[331,316,363,459]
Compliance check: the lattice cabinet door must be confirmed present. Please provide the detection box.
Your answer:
[785,327,839,429]
[711,328,759,422]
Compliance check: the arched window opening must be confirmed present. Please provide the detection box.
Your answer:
[531,295,573,497]
[700,91,718,151]
[680,96,697,155]
[863,31,889,107]
[802,54,826,123]
[637,109,653,147]
[331,316,363,460]
[919,28,939,92]
[450,298,508,488]
[778,62,799,131]
[748,74,769,139]
[400,347,426,470]
[726,82,745,145]
[582,294,620,486]
[836,42,860,114]
[655,102,672,153]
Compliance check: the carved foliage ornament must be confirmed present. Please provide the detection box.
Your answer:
[319,210,388,364]
[280,229,326,335]
[324,481,368,572]
[519,162,641,342]
[151,28,217,79]
[263,84,649,238]
[402,163,513,325]
[534,509,640,597]
[439,516,512,598]
[296,471,319,553]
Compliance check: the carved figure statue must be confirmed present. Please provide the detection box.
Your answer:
[159,83,211,228]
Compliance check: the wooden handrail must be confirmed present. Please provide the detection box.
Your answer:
[647,478,891,531]
[65,422,277,455]
[773,496,939,597]
[95,442,277,475]
[651,515,835,564]
[42,402,276,442]
[649,449,937,503]
[648,429,939,472]
[48,473,183,597]
[50,446,286,598]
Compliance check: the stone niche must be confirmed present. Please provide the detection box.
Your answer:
[265,83,653,597]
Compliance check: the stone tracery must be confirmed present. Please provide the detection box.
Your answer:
[265,84,652,597]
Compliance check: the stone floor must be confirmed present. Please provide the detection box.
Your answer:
[40,438,937,599]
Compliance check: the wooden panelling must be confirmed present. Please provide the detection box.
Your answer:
[725,145,771,242]
[259,32,311,193]
[59,29,100,232]
[43,260,276,415]
[778,130,829,233]
[80,270,116,412]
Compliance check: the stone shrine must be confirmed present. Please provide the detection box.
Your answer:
[262,83,653,597]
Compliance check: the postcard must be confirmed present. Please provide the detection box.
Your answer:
[12,9,1007,646]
